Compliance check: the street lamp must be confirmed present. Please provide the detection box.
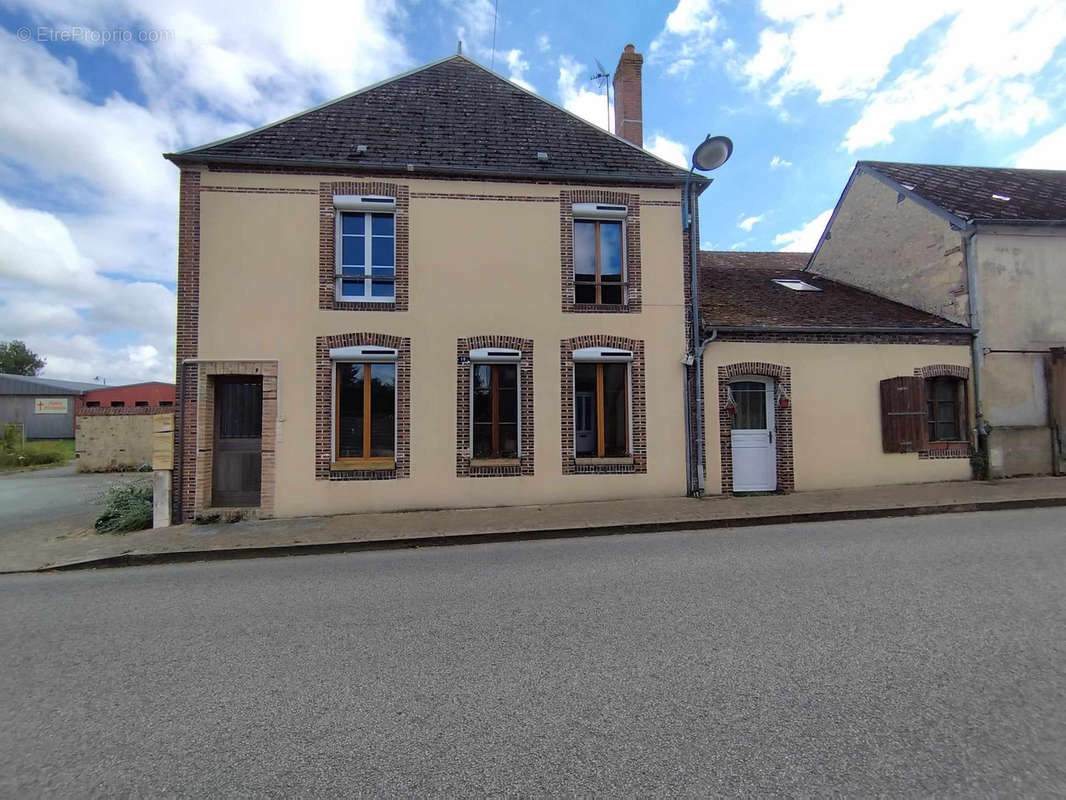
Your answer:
[682,135,733,497]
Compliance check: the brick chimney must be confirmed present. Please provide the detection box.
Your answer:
[613,44,644,146]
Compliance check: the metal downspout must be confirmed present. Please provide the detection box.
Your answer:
[962,227,988,469]
[693,329,718,495]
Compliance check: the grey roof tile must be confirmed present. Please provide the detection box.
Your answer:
[169,56,692,184]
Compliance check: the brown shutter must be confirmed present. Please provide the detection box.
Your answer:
[880,376,928,453]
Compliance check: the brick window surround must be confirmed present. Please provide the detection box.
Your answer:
[456,336,534,478]
[718,362,794,494]
[192,360,278,518]
[319,181,410,312]
[560,190,642,314]
[315,333,411,481]
[915,364,972,459]
[560,336,647,475]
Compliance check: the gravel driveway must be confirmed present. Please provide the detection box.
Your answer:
[0,465,140,568]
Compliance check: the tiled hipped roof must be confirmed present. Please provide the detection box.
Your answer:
[169,56,693,184]
[698,253,965,329]
[862,161,1066,221]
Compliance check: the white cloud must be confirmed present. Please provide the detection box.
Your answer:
[738,214,764,231]
[773,209,832,252]
[557,55,612,130]
[743,0,1066,151]
[505,49,534,91]
[646,134,688,168]
[650,0,723,76]
[0,197,175,384]
[1014,124,1066,169]
[536,34,551,53]
[770,155,792,169]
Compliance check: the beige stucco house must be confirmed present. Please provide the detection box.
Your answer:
[163,47,715,522]
[163,49,996,524]
[809,162,1066,478]
[697,253,974,495]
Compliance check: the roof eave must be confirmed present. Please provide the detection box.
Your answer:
[699,322,974,335]
[162,152,704,187]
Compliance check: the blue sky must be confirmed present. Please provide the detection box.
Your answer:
[1,0,1065,384]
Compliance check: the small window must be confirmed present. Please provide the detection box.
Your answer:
[574,362,629,458]
[335,196,396,303]
[572,204,627,306]
[772,278,821,291]
[110,401,125,407]
[85,401,100,407]
[335,361,396,463]
[926,376,964,442]
[159,401,173,407]
[729,381,767,430]
[472,363,519,459]
[135,401,149,407]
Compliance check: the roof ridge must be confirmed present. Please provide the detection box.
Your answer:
[860,159,1066,175]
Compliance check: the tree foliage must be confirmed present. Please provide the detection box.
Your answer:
[0,340,45,376]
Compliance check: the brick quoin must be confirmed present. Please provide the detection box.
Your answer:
[173,169,200,523]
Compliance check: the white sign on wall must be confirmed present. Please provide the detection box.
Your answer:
[34,398,69,414]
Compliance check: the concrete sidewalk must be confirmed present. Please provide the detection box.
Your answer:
[3,476,1065,573]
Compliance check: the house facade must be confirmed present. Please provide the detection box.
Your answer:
[809,162,1066,477]
[165,49,706,522]
[697,254,974,494]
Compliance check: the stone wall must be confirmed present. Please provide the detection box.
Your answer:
[76,409,172,472]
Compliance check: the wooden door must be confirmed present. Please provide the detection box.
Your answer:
[212,377,262,507]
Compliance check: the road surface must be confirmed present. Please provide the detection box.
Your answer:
[2,508,1064,796]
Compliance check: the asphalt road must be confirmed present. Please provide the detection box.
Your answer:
[2,508,1064,797]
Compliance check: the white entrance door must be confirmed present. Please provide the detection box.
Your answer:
[730,378,777,492]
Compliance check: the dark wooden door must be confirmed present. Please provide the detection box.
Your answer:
[212,377,262,507]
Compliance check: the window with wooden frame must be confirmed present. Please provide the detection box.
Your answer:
[925,376,965,442]
[471,349,520,460]
[334,195,395,303]
[573,203,627,305]
[331,346,396,469]
[573,347,632,459]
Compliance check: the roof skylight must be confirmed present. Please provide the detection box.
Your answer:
[773,278,821,292]
[992,193,1011,201]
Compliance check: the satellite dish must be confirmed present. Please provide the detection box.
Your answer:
[691,135,734,172]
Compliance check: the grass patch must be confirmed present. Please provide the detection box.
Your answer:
[95,480,154,534]
[0,428,74,473]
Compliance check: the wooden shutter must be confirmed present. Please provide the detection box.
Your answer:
[880,376,928,453]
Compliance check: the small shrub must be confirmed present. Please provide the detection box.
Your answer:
[95,480,154,534]
[194,512,222,525]
[1,424,23,453]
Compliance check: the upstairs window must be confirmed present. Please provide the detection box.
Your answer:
[573,203,627,305]
[926,376,964,442]
[334,196,395,303]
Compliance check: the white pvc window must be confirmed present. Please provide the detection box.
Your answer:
[334,195,396,303]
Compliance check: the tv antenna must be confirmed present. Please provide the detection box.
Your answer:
[590,58,611,131]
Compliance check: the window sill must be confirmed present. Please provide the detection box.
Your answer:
[470,458,520,467]
[331,458,395,472]
[575,456,634,466]
[569,303,633,314]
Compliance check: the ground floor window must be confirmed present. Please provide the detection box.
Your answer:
[473,363,518,458]
[574,362,629,458]
[336,362,396,462]
[926,376,964,442]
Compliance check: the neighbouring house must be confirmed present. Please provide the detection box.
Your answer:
[76,381,175,412]
[0,374,101,439]
[164,46,706,521]
[698,254,974,493]
[809,162,1066,477]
